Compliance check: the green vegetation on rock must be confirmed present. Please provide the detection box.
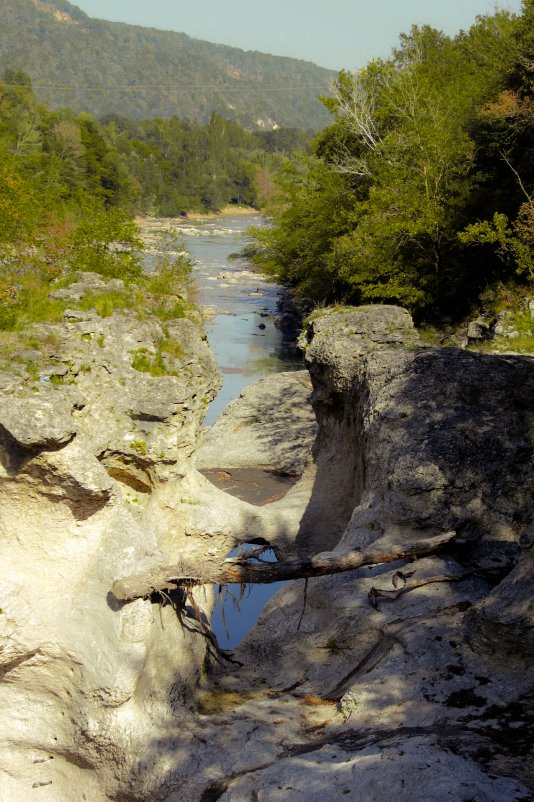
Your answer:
[0,72,239,336]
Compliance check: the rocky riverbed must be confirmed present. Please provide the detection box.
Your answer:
[0,289,533,801]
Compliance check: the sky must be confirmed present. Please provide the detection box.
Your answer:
[73,0,524,72]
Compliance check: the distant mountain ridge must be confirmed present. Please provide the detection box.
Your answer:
[0,0,335,129]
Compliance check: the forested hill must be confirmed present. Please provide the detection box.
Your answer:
[0,0,334,130]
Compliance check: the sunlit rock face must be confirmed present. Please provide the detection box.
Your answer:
[0,283,222,801]
[196,371,317,477]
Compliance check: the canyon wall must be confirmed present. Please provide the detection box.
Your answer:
[0,284,222,800]
[1,299,533,801]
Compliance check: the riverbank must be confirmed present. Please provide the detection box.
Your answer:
[135,204,259,228]
[185,204,260,220]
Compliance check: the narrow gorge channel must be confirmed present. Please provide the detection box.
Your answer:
[141,212,307,649]
[142,212,301,420]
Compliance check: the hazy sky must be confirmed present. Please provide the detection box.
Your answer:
[73,0,523,72]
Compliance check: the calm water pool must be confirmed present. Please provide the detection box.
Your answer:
[210,545,286,650]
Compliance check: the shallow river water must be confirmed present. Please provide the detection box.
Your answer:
[144,213,299,423]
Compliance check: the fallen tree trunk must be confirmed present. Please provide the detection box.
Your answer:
[112,531,456,603]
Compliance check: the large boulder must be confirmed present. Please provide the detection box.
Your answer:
[300,306,533,565]
[196,370,317,475]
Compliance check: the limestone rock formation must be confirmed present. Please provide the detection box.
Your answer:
[302,306,532,561]
[1,299,533,801]
[196,370,317,475]
[0,282,222,801]
[210,305,534,800]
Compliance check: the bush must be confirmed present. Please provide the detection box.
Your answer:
[68,203,143,279]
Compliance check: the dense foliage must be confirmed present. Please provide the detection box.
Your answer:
[248,2,533,321]
[102,113,311,214]
[0,0,333,130]
[0,70,311,331]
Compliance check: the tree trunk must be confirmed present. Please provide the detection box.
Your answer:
[111,531,456,603]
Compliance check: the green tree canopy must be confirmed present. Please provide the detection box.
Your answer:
[247,4,532,320]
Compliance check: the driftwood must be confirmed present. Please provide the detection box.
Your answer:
[112,531,456,603]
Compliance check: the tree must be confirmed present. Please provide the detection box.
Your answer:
[458,1,533,282]
[79,114,125,207]
[248,8,527,319]
[246,155,357,303]
[0,143,37,246]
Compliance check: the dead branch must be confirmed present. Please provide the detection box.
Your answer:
[499,149,532,203]
[111,531,456,604]
[368,572,467,609]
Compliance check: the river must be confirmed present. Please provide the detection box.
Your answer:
[141,212,299,423]
[141,212,301,648]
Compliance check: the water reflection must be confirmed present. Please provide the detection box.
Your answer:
[211,545,286,650]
